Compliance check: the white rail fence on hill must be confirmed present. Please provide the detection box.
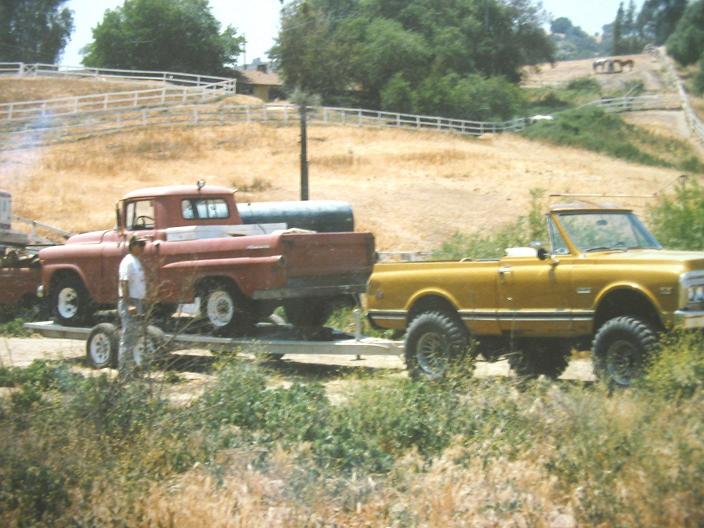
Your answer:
[0,63,236,123]
[0,82,236,122]
[658,52,704,146]
[0,62,235,87]
[0,94,682,150]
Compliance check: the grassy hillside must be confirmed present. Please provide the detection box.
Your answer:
[524,107,704,173]
[0,78,164,104]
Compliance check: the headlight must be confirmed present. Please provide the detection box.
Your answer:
[687,286,704,303]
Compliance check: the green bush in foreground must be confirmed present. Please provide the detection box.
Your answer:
[644,331,704,399]
[0,317,33,337]
[1,348,703,525]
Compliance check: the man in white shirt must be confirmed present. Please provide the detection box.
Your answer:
[118,236,147,378]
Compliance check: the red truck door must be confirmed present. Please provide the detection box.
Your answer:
[99,199,160,303]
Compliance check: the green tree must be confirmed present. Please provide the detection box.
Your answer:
[694,54,704,95]
[666,0,704,66]
[82,0,244,75]
[0,0,74,62]
[271,0,553,117]
[549,17,600,60]
[637,0,687,45]
[612,2,625,54]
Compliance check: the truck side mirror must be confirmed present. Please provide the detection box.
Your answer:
[537,247,549,261]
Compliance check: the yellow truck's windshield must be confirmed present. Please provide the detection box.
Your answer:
[555,212,662,253]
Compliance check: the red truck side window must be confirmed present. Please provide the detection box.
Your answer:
[125,200,155,230]
[181,199,229,220]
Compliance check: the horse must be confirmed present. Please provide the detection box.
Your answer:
[592,58,608,72]
[620,59,635,71]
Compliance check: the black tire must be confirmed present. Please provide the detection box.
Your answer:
[51,275,92,326]
[404,311,470,380]
[283,298,332,328]
[133,325,167,370]
[592,316,658,388]
[150,303,178,322]
[508,340,571,380]
[86,323,118,369]
[199,282,254,336]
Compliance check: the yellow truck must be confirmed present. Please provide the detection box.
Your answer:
[367,203,704,386]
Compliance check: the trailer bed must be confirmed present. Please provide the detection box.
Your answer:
[24,321,404,357]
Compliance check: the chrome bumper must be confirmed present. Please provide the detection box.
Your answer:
[674,309,704,329]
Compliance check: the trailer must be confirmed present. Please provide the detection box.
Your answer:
[24,315,404,369]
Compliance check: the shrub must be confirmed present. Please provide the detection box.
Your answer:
[524,106,704,172]
[413,73,527,121]
[694,54,704,95]
[0,317,33,337]
[0,360,79,391]
[649,179,704,250]
[566,76,600,92]
[644,331,704,399]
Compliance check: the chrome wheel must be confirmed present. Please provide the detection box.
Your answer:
[416,331,449,377]
[89,333,112,366]
[57,287,79,319]
[606,339,642,387]
[206,289,235,328]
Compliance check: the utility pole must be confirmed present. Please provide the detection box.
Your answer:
[292,89,319,201]
[300,104,309,201]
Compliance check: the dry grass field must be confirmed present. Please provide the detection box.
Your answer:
[0,77,168,104]
[0,123,687,251]
[523,53,671,93]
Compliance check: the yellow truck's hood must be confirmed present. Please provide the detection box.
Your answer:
[584,249,704,270]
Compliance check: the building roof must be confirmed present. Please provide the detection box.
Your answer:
[237,69,283,87]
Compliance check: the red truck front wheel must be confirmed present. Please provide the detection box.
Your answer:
[51,275,91,326]
[199,282,254,336]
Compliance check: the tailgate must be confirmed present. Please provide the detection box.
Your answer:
[281,232,375,277]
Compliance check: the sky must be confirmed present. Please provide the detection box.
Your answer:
[61,0,644,67]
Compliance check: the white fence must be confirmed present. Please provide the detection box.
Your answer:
[0,95,682,150]
[0,94,681,151]
[0,80,236,122]
[0,63,236,123]
[659,52,704,146]
[0,62,234,87]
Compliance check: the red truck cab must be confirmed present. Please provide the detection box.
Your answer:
[39,183,375,333]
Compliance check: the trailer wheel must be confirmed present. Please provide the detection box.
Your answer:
[283,298,332,328]
[405,311,470,380]
[200,282,254,336]
[592,316,658,388]
[508,340,571,380]
[133,325,167,370]
[52,275,91,326]
[86,323,118,369]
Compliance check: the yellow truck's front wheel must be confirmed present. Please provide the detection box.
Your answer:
[404,311,471,380]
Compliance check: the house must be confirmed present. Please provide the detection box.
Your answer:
[236,64,283,102]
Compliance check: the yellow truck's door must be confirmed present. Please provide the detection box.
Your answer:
[496,255,576,337]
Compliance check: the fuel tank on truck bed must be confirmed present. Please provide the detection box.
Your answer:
[238,201,354,233]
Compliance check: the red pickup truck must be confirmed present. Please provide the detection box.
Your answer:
[38,183,375,333]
